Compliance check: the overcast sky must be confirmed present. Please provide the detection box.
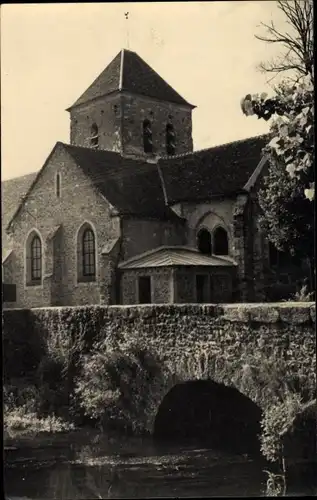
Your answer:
[1,1,286,180]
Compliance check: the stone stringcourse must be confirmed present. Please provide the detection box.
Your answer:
[3,302,316,433]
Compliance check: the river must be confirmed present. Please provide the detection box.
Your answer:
[4,429,316,499]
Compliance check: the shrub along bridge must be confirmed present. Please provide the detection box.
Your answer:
[3,302,316,461]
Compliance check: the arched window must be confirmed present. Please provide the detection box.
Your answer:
[213,227,229,256]
[82,229,96,277]
[31,235,42,281]
[90,123,99,149]
[25,230,43,286]
[143,119,153,153]
[56,173,61,198]
[77,223,97,282]
[166,123,176,155]
[197,228,212,255]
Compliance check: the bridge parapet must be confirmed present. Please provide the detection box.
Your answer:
[3,302,316,433]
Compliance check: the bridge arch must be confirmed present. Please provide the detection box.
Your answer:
[153,379,262,454]
[141,354,265,450]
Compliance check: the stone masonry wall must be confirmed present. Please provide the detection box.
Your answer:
[4,144,121,308]
[121,93,193,157]
[3,302,315,434]
[181,199,236,257]
[121,268,173,304]
[69,94,123,152]
[121,218,186,260]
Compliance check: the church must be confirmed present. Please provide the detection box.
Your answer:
[2,48,290,308]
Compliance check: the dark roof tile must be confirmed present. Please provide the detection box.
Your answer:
[69,49,193,109]
[62,143,180,220]
[2,135,268,237]
[2,172,37,253]
[159,135,268,204]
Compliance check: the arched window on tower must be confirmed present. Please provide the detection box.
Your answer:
[166,123,176,155]
[90,123,99,149]
[197,228,212,256]
[143,119,153,153]
[213,227,229,255]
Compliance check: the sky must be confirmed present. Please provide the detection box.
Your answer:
[1,1,286,180]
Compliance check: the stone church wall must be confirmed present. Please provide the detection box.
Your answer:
[121,93,193,157]
[4,144,121,308]
[121,218,186,260]
[69,93,123,152]
[121,268,173,304]
[181,199,236,256]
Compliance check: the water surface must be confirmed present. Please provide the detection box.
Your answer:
[4,429,315,499]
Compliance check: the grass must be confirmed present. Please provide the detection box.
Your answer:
[4,404,75,441]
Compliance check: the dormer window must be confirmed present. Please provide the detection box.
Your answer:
[90,123,99,149]
[56,173,61,198]
[166,123,176,155]
[143,119,153,153]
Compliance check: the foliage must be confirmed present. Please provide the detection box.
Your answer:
[4,405,74,440]
[257,154,314,262]
[293,283,314,302]
[260,393,316,496]
[2,309,46,380]
[260,393,303,462]
[75,339,163,432]
[3,385,74,440]
[241,75,314,201]
[264,470,287,497]
[240,0,314,287]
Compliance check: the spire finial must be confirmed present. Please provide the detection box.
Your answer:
[124,12,130,49]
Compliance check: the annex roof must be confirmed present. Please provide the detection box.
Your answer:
[68,49,194,110]
[118,246,237,269]
[158,135,269,204]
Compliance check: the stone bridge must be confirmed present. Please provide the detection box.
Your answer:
[3,302,316,440]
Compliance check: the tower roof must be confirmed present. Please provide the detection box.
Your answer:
[67,49,194,110]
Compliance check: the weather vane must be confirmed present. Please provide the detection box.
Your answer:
[124,12,130,49]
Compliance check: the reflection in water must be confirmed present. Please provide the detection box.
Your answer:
[4,429,315,499]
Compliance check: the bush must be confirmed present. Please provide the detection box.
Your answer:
[75,340,162,432]
[3,309,45,380]
[3,384,40,414]
[293,284,315,302]
[36,354,74,418]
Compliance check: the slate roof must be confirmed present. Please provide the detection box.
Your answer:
[1,172,37,254]
[68,49,193,109]
[61,143,181,221]
[2,135,268,233]
[118,246,237,269]
[159,135,269,204]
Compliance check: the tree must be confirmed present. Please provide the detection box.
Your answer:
[240,0,314,290]
[255,0,313,83]
[241,74,314,201]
